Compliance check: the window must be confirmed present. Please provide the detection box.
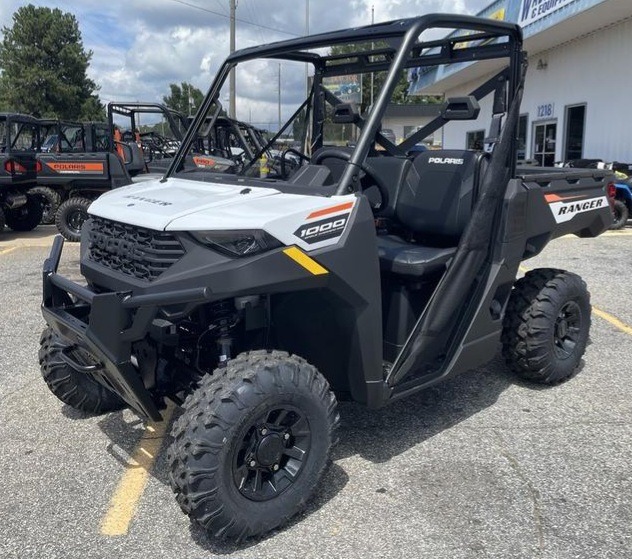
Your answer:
[564,104,586,162]
[466,129,485,150]
[533,121,557,167]
[517,115,527,161]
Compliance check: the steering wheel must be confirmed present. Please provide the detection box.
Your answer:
[280,147,310,179]
[312,147,389,211]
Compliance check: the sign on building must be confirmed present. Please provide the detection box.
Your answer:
[519,0,575,27]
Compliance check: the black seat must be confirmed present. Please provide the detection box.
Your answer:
[377,149,487,278]
[377,235,456,276]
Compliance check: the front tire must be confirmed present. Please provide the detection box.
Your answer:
[502,269,591,384]
[55,196,92,242]
[38,327,125,413]
[28,186,62,225]
[610,199,629,230]
[168,350,339,541]
[4,194,43,231]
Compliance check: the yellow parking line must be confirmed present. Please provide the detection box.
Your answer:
[0,247,17,256]
[518,266,632,337]
[602,230,632,236]
[591,307,632,337]
[100,403,175,536]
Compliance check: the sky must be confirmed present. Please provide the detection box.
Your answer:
[0,0,491,127]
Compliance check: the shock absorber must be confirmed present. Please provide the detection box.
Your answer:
[210,300,239,367]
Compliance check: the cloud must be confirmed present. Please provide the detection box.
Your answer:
[1,0,491,125]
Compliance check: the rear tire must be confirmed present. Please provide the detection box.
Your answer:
[38,327,125,413]
[55,196,92,242]
[4,194,43,231]
[168,350,339,541]
[28,186,61,225]
[502,269,591,384]
[610,199,628,230]
[0,206,5,232]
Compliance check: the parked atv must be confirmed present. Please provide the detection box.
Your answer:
[0,113,43,232]
[40,14,613,542]
[31,119,89,224]
[37,104,188,242]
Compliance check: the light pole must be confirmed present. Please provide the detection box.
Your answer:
[305,0,310,96]
[370,4,375,108]
[229,0,236,119]
[278,63,282,133]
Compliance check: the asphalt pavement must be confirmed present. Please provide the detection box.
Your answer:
[1,225,631,559]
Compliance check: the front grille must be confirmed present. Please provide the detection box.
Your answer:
[87,217,185,281]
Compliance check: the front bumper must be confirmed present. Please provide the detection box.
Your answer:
[41,236,212,420]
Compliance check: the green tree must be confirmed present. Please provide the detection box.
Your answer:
[0,5,104,120]
[163,82,205,116]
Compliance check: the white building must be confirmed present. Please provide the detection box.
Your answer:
[382,103,441,144]
[408,0,632,165]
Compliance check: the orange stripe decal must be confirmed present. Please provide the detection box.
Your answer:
[45,162,104,173]
[544,193,585,203]
[193,156,217,167]
[307,201,354,219]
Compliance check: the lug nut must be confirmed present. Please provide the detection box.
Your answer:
[272,464,279,471]
[261,428,268,435]
[249,460,256,467]
[283,433,290,440]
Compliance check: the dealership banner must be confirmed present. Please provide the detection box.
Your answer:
[519,0,575,26]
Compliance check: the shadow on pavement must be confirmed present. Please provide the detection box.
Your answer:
[334,355,512,464]
[189,462,350,555]
[0,224,58,245]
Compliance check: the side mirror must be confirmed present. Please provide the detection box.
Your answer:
[442,96,480,120]
[332,103,359,124]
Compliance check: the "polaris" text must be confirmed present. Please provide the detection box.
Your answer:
[428,157,464,165]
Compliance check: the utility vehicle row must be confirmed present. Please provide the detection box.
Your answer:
[1,105,272,239]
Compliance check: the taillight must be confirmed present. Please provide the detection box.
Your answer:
[3,160,28,174]
[607,182,616,198]
[35,160,42,173]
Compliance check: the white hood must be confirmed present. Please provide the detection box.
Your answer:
[89,178,280,230]
[88,176,358,252]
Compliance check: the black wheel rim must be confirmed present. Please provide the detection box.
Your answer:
[68,209,87,234]
[41,199,54,221]
[614,207,622,222]
[553,301,582,360]
[232,406,311,502]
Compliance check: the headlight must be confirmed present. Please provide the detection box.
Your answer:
[191,229,283,257]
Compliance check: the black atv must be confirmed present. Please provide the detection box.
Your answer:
[40,14,613,541]
[31,119,91,225]
[0,113,43,233]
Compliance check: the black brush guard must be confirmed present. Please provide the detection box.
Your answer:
[41,235,212,420]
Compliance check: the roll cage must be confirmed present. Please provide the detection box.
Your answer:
[167,13,523,190]
[0,113,40,153]
[38,119,87,153]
